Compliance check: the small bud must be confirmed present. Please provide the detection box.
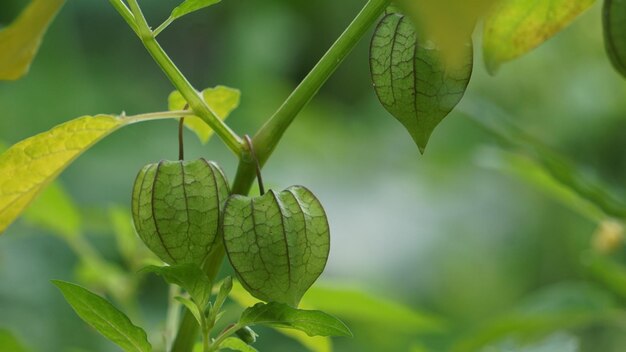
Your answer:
[235,326,258,345]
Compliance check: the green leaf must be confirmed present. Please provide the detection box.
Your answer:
[0,115,123,234]
[176,296,203,325]
[23,182,81,238]
[52,280,152,352]
[452,282,617,352]
[229,280,332,352]
[223,186,330,307]
[142,264,212,308]
[0,329,29,352]
[603,0,626,78]
[370,13,473,153]
[300,284,445,334]
[0,0,65,80]
[168,86,240,144]
[483,0,596,74]
[171,0,221,21]
[240,302,352,338]
[219,337,258,352]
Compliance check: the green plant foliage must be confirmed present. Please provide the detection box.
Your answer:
[239,302,352,338]
[219,337,258,352]
[0,0,65,80]
[52,280,152,352]
[300,284,446,334]
[176,296,204,325]
[171,0,221,22]
[603,0,626,77]
[23,182,81,238]
[132,159,230,265]
[0,115,123,234]
[142,264,213,308]
[483,0,596,74]
[452,282,617,352]
[223,186,330,307]
[0,329,29,352]
[370,13,472,153]
[168,86,240,144]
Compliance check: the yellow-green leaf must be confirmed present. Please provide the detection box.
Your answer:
[168,86,240,144]
[0,0,66,80]
[0,115,123,234]
[483,0,596,74]
[23,182,81,238]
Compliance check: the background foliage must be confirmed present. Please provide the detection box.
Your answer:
[1,0,626,351]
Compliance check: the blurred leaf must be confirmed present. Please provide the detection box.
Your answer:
[171,0,221,21]
[603,0,626,78]
[483,0,596,74]
[485,332,580,351]
[301,284,446,334]
[477,147,606,222]
[168,86,240,144]
[108,206,141,268]
[75,258,136,306]
[395,0,493,63]
[584,254,626,300]
[370,13,472,153]
[240,302,352,338]
[0,329,29,352]
[23,182,80,238]
[52,280,151,352]
[175,296,203,325]
[142,264,212,308]
[0,115,123,234]
[219,337,258,352]
[452,282,617,352]
[0,0,65,80]
[463,101,626,220]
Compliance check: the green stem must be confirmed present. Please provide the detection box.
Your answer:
[108,0,139,35]
[233,0,392,194]
[123,0,243,156]
[154,16,174,37]
[207,323,243,352]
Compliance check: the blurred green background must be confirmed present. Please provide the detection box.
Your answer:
[2,0,626,351]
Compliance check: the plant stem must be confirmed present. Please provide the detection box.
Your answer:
[207,323,242,352]
[108,0,139,35]
[233,0,392,194]
[154,16,174,37]
[122,0,243,156]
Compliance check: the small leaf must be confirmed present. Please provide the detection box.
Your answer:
[142,264,212,308]
[176,296,203,325]
[168,86,240,144]
[483,0,596,74]
[603,0,626,78]
[0,329,29,352]
[240,302,352,338]
[0,0,65,80]
[52,280,152,352]
[0,115,123,234]
[370,13,473,153]
[223,186,330,307]
[219,337,258,352]
[171,0,221,21]
[23,182,81,238]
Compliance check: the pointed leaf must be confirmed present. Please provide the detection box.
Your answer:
[142,264,212,308]
[370,13,473,153]
[603,0,626,78]
[175,296,203,325]
[240,302,352,338]
[0,115,123,234]
[168,86,240,144]
[483,0,596,74]
[223,186,330,307]
[171,0,221,21]
[219,337,258,352]
[52,280,152,352]
[0,0,65,80]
